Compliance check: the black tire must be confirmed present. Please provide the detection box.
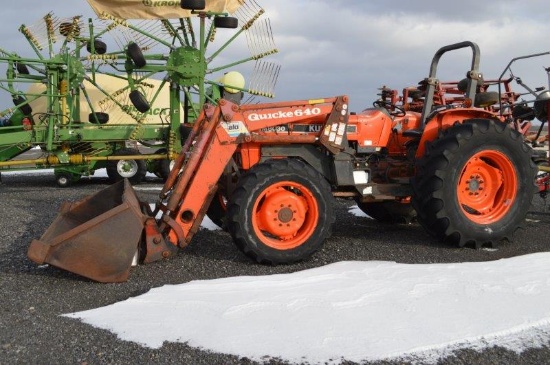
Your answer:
[457,78,469,92]
[55,173,77,188]
[408,89,423,100]
[207,191,228,229]
[153,148,174,181]
[87,39,107,55]
[157,159,174,180]
[214,16,238,29]
[88,112,109,124]
[356,200,417,224]
[227,159,334,264]
[512,104,536,121]
[534,92,550,121]
[106,148,147,185]
[180,0,205,10]
[126,42,146,68]
[129,90,151,113]
[474,91,499,107]
[411,118,536,248]
[16,63,29,75]
[13,95,32,115]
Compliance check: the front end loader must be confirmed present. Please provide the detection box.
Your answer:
[28,96,348,281]
[29,40,540,282]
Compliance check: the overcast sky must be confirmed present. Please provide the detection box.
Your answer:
[2,0,550,111]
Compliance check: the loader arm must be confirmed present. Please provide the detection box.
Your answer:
[156,101,239,248]
[155,96,350,250]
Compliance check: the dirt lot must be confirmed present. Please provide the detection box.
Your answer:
[0,171,549,365]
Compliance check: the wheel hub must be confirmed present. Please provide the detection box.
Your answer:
[277,207,294,223]
[467,177,481,192]
[117,160,138,177]
[256,188,308,240]
[460,157,503,213]
[457,151,517,223]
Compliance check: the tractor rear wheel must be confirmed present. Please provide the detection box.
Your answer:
[106,148,147,185]
[207,166,239,230]
[227,159,334,264]
[411,118,536,247]
[207,191,228,229]
[355,200,416,224]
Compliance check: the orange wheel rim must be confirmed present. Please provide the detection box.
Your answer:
[252,181,319,250]
[457,150,517,224]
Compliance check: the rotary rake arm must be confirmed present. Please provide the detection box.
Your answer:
[87,0,279,118]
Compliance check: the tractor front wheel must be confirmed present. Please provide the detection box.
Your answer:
[227,159,334,264]
[411,119,536,247]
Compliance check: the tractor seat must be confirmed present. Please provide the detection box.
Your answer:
[474,91,499,108]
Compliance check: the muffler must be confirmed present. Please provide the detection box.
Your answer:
[28,179,146,282]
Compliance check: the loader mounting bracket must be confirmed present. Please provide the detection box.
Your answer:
[142,217,179,264]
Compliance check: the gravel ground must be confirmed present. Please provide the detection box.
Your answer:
[0,172,549,365]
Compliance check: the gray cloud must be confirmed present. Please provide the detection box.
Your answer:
[1,0,549,112]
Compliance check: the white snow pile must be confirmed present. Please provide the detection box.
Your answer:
[348,204,370,218]
[65,252,550,364]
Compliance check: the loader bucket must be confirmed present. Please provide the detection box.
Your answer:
[28,179,146,283]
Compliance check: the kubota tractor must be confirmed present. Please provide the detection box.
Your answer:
[29,40,539,282]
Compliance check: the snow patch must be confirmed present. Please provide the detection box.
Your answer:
[348,204,371,218]
[65,253,550,364]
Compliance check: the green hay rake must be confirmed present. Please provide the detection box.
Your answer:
[0,0,279,186]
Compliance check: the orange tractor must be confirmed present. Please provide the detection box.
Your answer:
[29,41,539,282]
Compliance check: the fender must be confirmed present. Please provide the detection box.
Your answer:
[415,108,500,158]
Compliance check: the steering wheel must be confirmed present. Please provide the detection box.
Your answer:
[373,100,406,117]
